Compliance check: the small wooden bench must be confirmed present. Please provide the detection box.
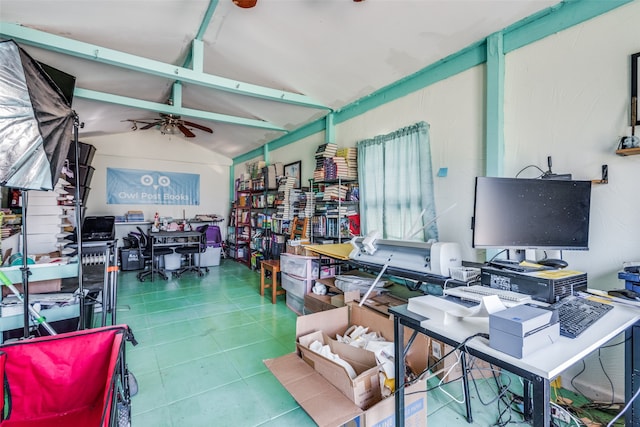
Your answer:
[260,259,285,304]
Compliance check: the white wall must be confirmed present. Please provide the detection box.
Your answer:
[503,2,640,402]
[240,2,640,400]
[15,0,629,406]
[83,131,232,237]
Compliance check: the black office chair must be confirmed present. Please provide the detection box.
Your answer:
[173,225,210,278]
[135,227,173,281]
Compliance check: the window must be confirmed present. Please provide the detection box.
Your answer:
[357,121,437,241]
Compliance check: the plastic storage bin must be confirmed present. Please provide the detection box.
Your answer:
[120,249,144,271]
[164,252,181,271]
[280,254,335,280]
[281,272,313,299]
[286,293,304,315]
[198,246,221,267]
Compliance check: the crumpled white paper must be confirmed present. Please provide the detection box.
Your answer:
[309,340,357,379]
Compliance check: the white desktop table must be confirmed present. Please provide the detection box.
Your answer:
[389,300,640,426]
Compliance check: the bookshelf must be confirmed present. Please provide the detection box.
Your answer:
[311,143,360,244]
[311,178,359,243]
[229,189,253,266]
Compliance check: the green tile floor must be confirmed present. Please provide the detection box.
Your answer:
[115,259,537,426]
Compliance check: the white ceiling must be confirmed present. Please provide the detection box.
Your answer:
[0,0,559,160]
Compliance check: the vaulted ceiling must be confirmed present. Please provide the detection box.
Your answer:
[0,0,563,160]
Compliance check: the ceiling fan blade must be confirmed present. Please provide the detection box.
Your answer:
[182,121,213,133]
[178,124,196,138]
[140,122,159,130]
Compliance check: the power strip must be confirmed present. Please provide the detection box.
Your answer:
[550,404,571,424]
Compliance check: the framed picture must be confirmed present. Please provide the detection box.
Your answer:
[284,161,301,189]
[631,51,640,125]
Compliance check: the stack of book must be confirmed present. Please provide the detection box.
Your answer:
[314,142,337,181]
[336,147,358,179]
[323,184,349,201]
[274,176,296,220]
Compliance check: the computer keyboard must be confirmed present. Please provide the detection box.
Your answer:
[549,295,613,338]
[443,285,532,307]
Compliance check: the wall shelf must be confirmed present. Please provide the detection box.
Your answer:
[616,147,640,156]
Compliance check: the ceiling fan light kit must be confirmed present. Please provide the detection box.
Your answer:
[125,113,213,139]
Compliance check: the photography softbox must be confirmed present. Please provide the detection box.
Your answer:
[0,39,75,191]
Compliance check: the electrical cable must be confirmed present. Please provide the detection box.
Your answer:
[606,383,640,427]
[570,360,590,399]
[403,332,490,391]
[597,348,616,408]
[487,249,508,264]
[514,164,546,178]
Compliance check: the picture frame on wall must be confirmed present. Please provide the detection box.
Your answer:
[631,51,640,125]
[284,161,301,189]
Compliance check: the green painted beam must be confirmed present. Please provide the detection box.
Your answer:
[234,118,325,166]
[485,32,505,178]
[0,22,328,110]
[229,164,235,202]
[335,41,487,124]
[191,39,204,73]
[172,82,183,107]
[233,0,632,164]
[325,113,335,143]
[233,43,486,164]
[263,143,270,165]
[75,88,287,131]
[183,0,217,70]
[195,0,219,41]
[503,0,634,53]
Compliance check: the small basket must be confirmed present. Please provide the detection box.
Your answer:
[449,267,481,282]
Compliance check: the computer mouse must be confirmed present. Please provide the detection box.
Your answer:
[536,258,568,269]
[608,289,640,300]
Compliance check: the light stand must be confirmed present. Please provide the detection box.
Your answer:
[72,112,85,329]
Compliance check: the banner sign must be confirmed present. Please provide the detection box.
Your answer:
[107,168,200,205]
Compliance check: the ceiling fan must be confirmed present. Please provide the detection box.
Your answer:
[124,113,214,138]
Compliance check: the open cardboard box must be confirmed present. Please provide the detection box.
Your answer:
[298,329,381,409]
[265,302,429,427]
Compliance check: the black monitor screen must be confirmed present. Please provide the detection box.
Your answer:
[472,177,592,250]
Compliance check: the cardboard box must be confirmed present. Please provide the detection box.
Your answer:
[429,339,499,381]
[3,278,61,297]
[298,329,381,409]
[304,292,336,313]
[286,240,310,255]
[303,283,350,313]
[266,303,428,427]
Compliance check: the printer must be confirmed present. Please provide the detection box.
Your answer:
[489,304,559,359]
[349,233,462,277]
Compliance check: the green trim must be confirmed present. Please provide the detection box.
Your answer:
[232,0,632,164]
[229,164,235,202]
[325,113,335,143]
[335,42,487,124]
[75,88,286,131]
[503,0,634,53]
[0,22,328,110]
[485,32,505,178]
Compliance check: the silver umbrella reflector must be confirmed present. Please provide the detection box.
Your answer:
[0,39,74,190]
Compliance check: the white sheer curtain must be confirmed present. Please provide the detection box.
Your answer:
[357,121,437,241]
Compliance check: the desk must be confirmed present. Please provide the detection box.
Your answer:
[149,230,205,280]
[389,301,640,426]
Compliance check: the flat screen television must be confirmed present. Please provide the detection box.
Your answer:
[472,177,592,250]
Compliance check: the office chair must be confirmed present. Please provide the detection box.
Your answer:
[135,227,173,281]
[173,225,210,278]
